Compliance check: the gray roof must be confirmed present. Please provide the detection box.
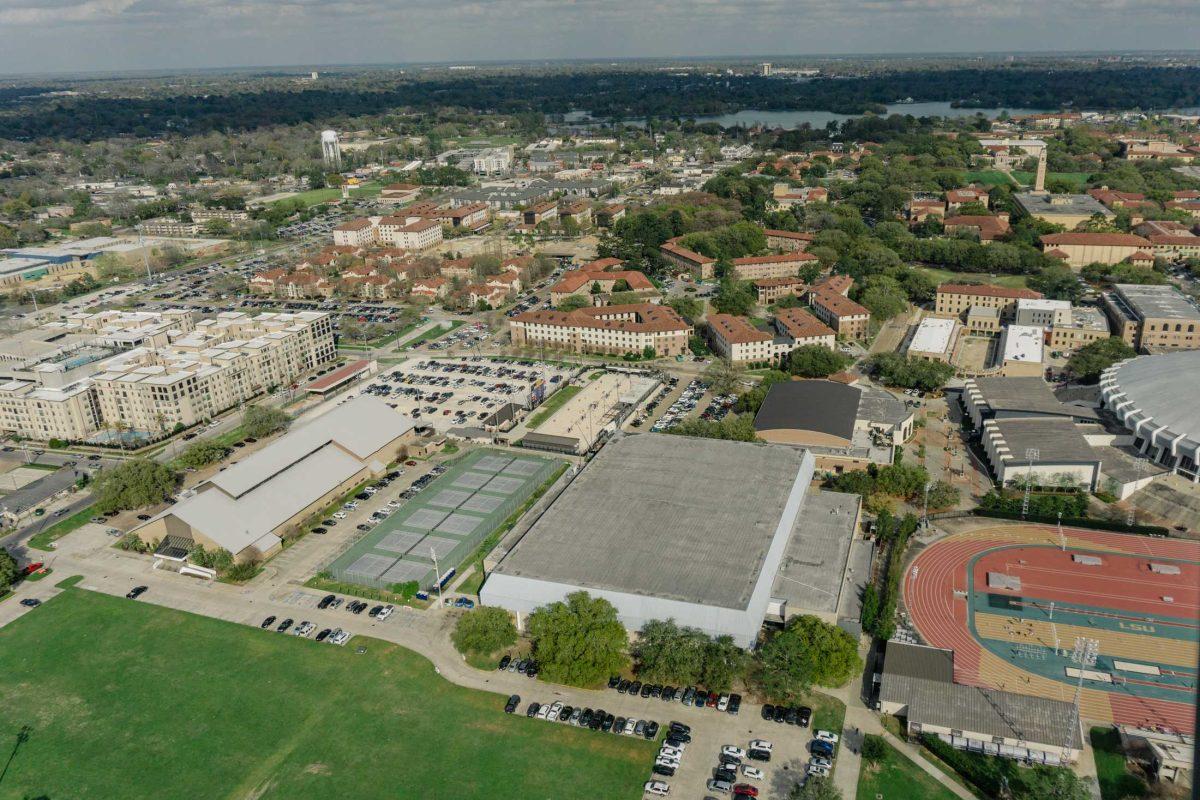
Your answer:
[989,417,1100,465]
[1014,192,1113,219]
[1104,351,1200,446]
[492,433,811,610]
[770,490,859,614]
[754,380,860,441]
[970,377,1101,422]
[881,642,1081,748]
[144,396,414,555]
[857,385,912,427]
[1112,284,1200,322]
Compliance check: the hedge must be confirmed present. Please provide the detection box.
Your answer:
[971,508,1169,537]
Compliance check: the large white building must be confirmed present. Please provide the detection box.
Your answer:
[0,311,335,443]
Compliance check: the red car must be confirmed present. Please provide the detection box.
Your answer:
[733,786,759,798]
[22,561,44,576]
[706,691,718,708]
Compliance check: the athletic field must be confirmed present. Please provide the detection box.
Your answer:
[904,524,1199,732]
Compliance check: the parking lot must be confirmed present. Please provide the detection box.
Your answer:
[359,357,578,432]
[644,379,734,433]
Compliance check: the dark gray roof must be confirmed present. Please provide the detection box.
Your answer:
[753,380,860,441]
[989,417,1100,465]
[492,433,811,609]
[857,385,912,427]
[971,377,1101,422]
[881,643,1081,748]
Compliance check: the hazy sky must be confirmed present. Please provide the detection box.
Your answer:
[2,0,1199,75]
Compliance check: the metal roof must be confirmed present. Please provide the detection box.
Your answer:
[880,642,1081,748]
[491,433,812,610]
[753,380,860,442]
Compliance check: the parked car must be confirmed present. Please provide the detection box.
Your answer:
[741,766,764,781]
[19,598,40,607]
[644,780,670,796]
[526,702,540,717]
[125,585,148,599]
[504,694,520,714]
[317,594,336,609]
[276,618,293,633]
[314,628,331,642]
[814,730,840,744]
[498,655,512,670]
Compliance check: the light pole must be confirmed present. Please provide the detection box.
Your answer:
[1020,448,1039,519]
[922,480,932,529]
[1058,510,1065,552]
[431,545,443,605]
[1065,637,1099,764]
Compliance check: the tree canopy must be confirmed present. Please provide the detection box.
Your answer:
[241,405,291,439]
[527,591,629,687]
[1066,337,1136,383]
[93,458,177,513]
[786,345,852,378]
[755,614,862,701]
[451,606,518,657]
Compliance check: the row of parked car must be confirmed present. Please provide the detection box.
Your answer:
[759,703,812,726]
[504,696,661,740]
[315,594,395,620]
[609,676,742,715]
[258,615,351,645]
[650,720,693,783]
[649,379,706,433]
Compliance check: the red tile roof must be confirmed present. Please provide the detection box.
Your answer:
[937,283,1043,300]
[1040,232,1151,248]
[775,307,835,340]
[707,313,771,344]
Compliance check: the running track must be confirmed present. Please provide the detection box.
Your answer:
[904,525,1200,731]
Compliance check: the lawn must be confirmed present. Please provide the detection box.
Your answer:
[913,266,1030,289]
[858,738,961,800]
[1090,727,1148,800]
[402,320,464,350]
[526,384,583,429]
[962,170,1015,187]
[27,503,96,552]
[1012,171,1091,190]
[0,589,654,800]
[274,181,384,209]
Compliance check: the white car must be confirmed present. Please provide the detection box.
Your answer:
[536,705,551,720]
[656,755,681,768]
[659,746,683,759]
[293,621,315,637]
[717,694,730,712]
[333,511,348,519]
[623,719,636,735]
[814,730,840,744]
[644,780,670,796]
[549,701,564,718]
[810,756,833,770]
[376,605,394,621]
[741,766,764,781]
[807,764,830,778]
[331,629,352,646]
[721,745,747,760]
[749,739,773,752]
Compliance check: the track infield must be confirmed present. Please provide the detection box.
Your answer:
[904,524,1199,732]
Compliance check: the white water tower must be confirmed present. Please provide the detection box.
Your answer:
[321,129,342,170]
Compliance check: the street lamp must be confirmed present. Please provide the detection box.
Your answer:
[1020,448,1039,519]
[1064,637,1099,764]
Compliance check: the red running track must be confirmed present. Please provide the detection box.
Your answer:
[904,527,1200,730]
[971,546,1200,620]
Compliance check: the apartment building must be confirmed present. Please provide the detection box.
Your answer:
[522,201,558,226]
[138,218,201,237]
[1013,298,1071,328]
[771,184,829,208]
[943,214,1010,243]
[660,242,717,280]
[763,229,814,252]
[906,199,946,224]
[945,187,990,214]
[549,264,656,305]
[707,308,835,365]
[0,311,334,443]
[809,289,871,339]
[730,251,818,281]
[377,217,443,250]
[508,303,691,357]
[191,208,250,223]
[755,277,808,305]
[332,218,378,247]
[1040,232,1152,268]
[774,307,836,351]
[1048,306,1110,351]
[1102,284,1200,352]
[423,202,491,231]
[935,284,1044,320]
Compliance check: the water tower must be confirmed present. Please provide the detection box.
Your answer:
[320,130,342,170]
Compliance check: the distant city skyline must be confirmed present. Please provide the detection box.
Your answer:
[2,0,1200,75]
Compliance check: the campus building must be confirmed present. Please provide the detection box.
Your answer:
[1101,351,1200,484]
[482,434,860,646]
[508,303,691,358]
[706,309,835,365]
[0,311,335,443]
[935,284,1044,321]
[1101,284,1200,352]
[808,289,870,339]
[729,252,818,281]
[131,396,416,564]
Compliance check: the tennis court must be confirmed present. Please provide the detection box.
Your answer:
[326,449,562,591]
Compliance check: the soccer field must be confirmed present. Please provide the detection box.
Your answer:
[0,590,652,800]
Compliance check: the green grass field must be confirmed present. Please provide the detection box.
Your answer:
[1012,171,1091,190]
[914,266,1030,289]
[962,171,1015,187]
[1090,727,1148,800]
[526,384,583,429]
[274,182,383,209]
[0,589,653,800]
[857,739,961,800]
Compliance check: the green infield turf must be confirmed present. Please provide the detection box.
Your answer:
[0,589,652,800]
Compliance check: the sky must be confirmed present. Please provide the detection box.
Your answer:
[2,0,1199,75]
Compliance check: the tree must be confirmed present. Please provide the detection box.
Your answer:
[701,635,749,692]
[527,591,629,687]
[1066,337,1136,384]
[176,440,229,470]
[702,358,745,395]
[710,279,756,316]
[667,295,702,321]
[556,294,591,312]
[861,734,887,764]
[635,619,708,685]
[864,353,954,392]
[925,480,960,511]
[241,405,291,439]
[451,606,518,656]
[786,345,852,378]
[756,615,862,702]
[858,284,908,321]
[790,776,843,800]
[0,549,18,591]
[670,415,759,442]
[92,458,177,513]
